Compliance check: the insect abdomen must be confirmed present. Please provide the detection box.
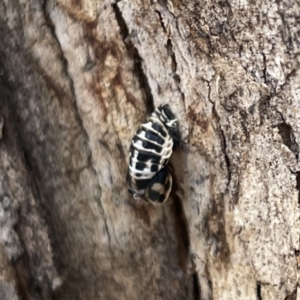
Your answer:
[129,122,173,181]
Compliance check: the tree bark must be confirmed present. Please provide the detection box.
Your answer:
[0,0,299,299]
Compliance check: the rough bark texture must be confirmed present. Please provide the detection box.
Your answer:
[0,0,299,299]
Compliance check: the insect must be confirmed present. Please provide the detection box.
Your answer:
[128,104,180,205]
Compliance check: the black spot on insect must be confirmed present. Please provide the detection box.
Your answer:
[144,130,164,145]
[136,152,161,163]
[136,162,147,171]
[159,194,166,203]
[133,147,162,159]
[152,122,167,137]
[168,127,181,147]
[141,140,162,153]
[135,179,152,190]
[150,164,159,172]
[159,104,176,120]
[147,187,161,201]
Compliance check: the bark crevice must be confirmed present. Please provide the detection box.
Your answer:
[192,272,201,300]
[42,0,85,131]
[112,2,154,114]
[170,164,190,273]
[220,128,231,188]
[156,9,186,107]
[295,172,300,206]
[277,121,299,159]
[170,159,201,299]
[283,287,297,300]
[256,282,262,300]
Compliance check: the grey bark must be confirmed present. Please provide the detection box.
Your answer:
[0,0,299,299]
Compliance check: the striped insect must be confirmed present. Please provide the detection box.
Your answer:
[128,104,180,205]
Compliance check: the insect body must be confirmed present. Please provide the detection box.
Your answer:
[128,104,180,205]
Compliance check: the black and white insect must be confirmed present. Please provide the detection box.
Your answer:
[128,104,180,205]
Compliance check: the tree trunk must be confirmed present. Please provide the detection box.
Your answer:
[0,0,299,299]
